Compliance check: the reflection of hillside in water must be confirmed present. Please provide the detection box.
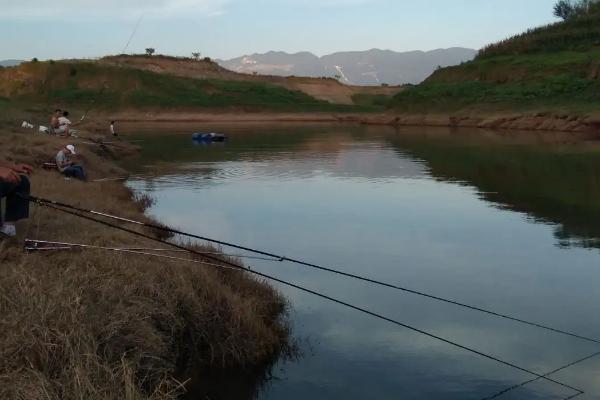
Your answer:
[388,128,600,249]
[130,124,600,248]
[133,126,427,190]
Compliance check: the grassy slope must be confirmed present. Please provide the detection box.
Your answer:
[0,129,290,399]
[0,60,372,113]
[390,7,600,114]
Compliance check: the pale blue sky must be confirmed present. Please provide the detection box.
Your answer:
[0,0,559,60]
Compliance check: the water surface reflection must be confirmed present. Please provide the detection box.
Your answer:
[125,124,600,399]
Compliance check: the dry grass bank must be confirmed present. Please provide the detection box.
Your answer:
[0,126,290,399]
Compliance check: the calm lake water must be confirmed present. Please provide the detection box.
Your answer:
[125,123,600,400]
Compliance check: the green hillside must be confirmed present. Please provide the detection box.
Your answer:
[0,60,366,113]
[390,3,600,114]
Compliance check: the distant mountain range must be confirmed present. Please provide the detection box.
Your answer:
[0,60,23,67]
[217,48,477,86]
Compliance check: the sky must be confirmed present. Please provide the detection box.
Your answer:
[0,0,559,61]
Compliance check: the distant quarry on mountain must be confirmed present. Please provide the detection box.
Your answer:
[217,48,477,86]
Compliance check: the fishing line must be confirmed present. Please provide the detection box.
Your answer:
[19,194,600,346]
[20,196,586,398]
[480,351,600,400]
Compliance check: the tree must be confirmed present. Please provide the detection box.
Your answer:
[145,48,155,56]
[191,52,201,60]
[554,0,576,19]
[554,0,599,20]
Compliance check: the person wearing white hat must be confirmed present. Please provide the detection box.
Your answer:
[56,144,86,181]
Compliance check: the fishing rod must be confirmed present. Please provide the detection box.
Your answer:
[75,13,144,126]
[25,239,284,262]
[76,139,120,148]
[122,14,145,54]
[90,176,133,183]
[19,194,600,346]
[21,196,586,399]
[79,84,107,123]
[85,137,142,151]
[25,239,242,272]
[90,174,157,183]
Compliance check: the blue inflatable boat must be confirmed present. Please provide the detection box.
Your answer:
[192,132,227,142]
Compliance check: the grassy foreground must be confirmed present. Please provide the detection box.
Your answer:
[0,126,290,399]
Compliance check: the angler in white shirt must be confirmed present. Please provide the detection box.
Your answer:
[56,111,80,136]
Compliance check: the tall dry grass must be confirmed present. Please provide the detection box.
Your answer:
[0,126,291,399]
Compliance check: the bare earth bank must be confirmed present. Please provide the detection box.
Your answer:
[104,111,600,134]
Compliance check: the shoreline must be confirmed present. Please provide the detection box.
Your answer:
[0,126,290,400]
[105,110,600,134]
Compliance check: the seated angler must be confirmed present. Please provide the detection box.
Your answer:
[0,161,33,239]
[56,145,87,181]
[55,111,81,137]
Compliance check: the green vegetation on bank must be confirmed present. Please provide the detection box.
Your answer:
[0,61,374,113]
[351,93,392,108]
[390,3,600,114]
[480,1,600,57]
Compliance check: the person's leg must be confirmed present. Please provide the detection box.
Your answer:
[64,166,86,181]
[76,166,87,181]
[0,175,30,237]
[72,165,86,181]
[4,175,30,223]
[0,180,8,225]
[63,166,76,178]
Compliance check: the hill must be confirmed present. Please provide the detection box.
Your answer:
[0,59,23,67]
[98,55,404,105]
[217,48,477,86]
[0,56,401,114]
[389,5,600,115]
